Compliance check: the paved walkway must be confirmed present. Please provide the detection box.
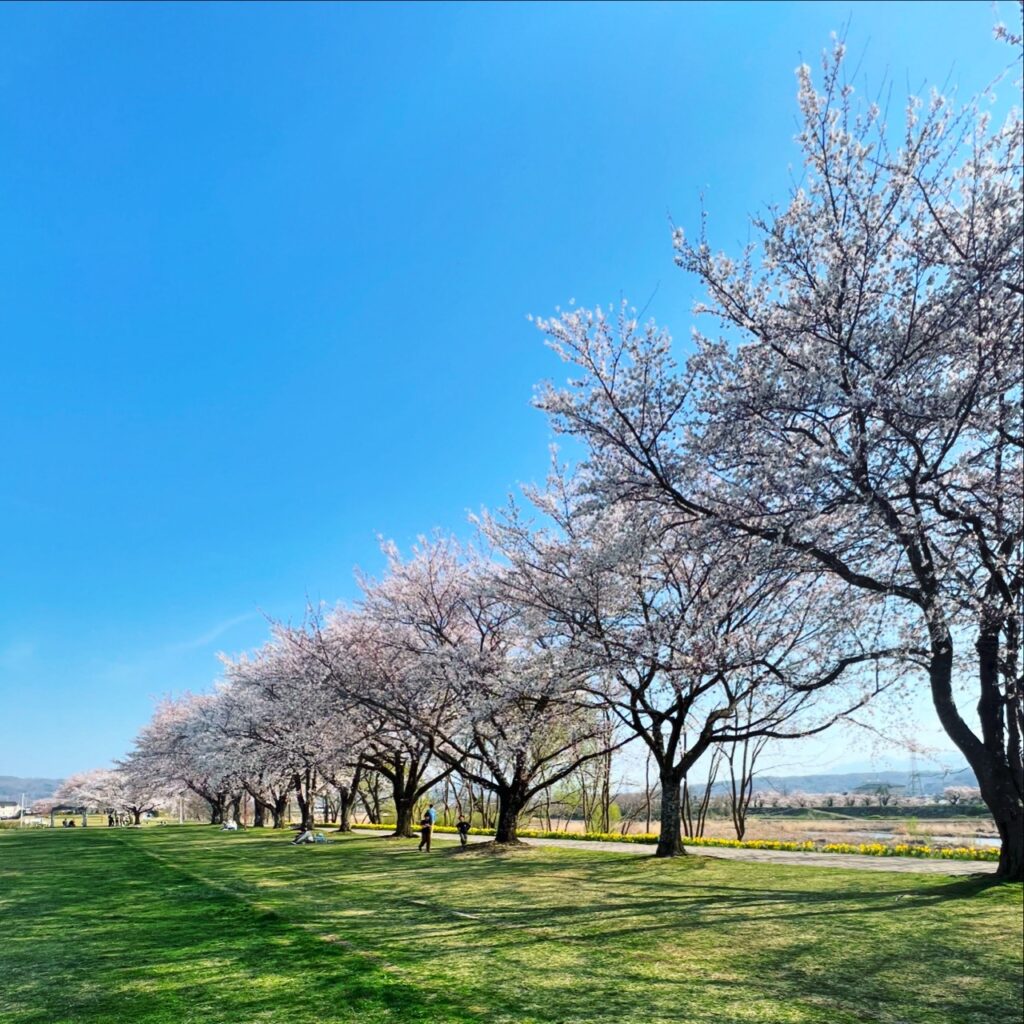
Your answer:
[351,829,996,875]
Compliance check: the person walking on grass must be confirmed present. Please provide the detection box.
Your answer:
[456,814,470,848]
[418,803,438,852]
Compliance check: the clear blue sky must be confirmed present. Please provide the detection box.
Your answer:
[1,1,1016,777]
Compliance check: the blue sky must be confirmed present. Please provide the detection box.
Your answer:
[0,1,1016,777]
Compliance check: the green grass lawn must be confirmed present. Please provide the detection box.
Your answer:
[1,827,1020,1024]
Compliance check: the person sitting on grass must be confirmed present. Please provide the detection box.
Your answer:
[292,829,328,845]
[456,815,471,848]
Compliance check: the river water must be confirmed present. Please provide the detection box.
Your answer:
[864,831,1001,848]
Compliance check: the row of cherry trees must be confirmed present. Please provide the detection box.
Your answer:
[51,768,160,825]
[534,42,1022,878]
[120,509,901,856]
[112,39,1018,877]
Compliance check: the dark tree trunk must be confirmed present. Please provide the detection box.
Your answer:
[293,773,315,832]
[388,762,421,838]
[656,769,686,858]
[271,793,288,829]
[209,795,226,826]
[393,799,416,838]
[230,794,243,826]
[253,800,267,828]
[972,631,1023,881]
[132,808,142,826]
[336,766,361,833]
[929,627,1023,881]
[494,786,528,844]
[336,789,353,832]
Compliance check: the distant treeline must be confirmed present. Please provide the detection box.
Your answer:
[752,805,991,819]
[732,769,979,798]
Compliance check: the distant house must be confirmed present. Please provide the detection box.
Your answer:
[0,800,22,820]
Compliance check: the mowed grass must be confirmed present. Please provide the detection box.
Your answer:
[0,827,1020,1024]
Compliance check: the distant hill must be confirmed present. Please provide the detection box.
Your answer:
[0,776,63,803]
[744,767,978,798]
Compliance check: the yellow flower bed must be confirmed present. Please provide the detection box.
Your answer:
[349,821,998,861]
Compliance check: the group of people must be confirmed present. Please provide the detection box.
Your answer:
[417,804,472,852]
[214,801,472,850]
[59,818,78,828]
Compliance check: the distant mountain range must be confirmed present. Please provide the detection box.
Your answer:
[743,767,979,798]
[0,767,979,806]
[0,776,63,803]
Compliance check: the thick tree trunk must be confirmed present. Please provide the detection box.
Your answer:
[293,773,315,832]
[986,782,1024,881]
[388,762,420,837]
[132,808,142,826]
[392,799,416,838]
[336,768,361,833]
[295,794,313,831]
[229,794,242,826]
[253,800,267,828]
[209,795,226,825]
[271,794,288,829]
[337,790,353,832]
[656,769,686,858]
[973,632,1023,881]
[929,629,1023,882]
[494,785,528,844]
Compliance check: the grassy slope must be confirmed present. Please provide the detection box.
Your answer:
[0,827,1020,1024]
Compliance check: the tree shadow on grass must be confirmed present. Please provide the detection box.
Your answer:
[0,830,484,1024]
[325,842,1023,1024]
[23,828,1014,1024]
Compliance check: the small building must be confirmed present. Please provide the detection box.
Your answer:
[0,800,22,820]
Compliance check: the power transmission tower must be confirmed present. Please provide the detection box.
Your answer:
[906,750,923,799]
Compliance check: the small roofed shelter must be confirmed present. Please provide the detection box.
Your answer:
[50,805,88,828]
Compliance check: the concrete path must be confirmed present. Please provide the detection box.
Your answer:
[351,829,997,875]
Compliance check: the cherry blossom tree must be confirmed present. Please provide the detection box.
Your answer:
[302,607,455,838]
[944,785,983,806]
[129,694,240,825]
[54,767,161,825]
[535,43,1022,878]
[343,535,622,844]
[220,633,365,833]
[197,684,293,828]
[486,485,903,855]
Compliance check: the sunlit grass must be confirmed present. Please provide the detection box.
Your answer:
[1,826,1020,1024]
